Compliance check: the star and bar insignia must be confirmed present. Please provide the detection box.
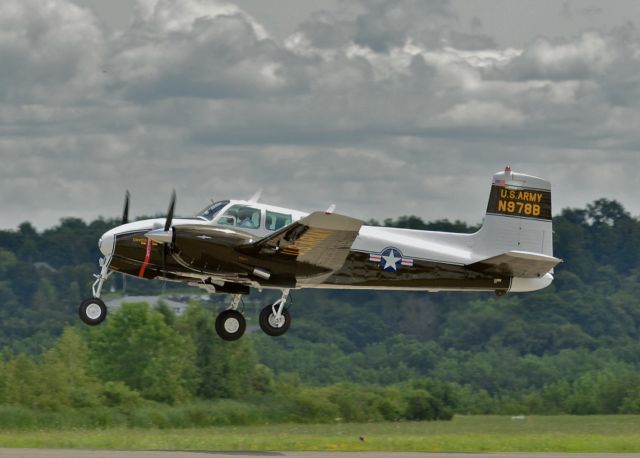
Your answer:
[369,247,414,272]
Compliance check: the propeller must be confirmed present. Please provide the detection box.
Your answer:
[120,190,131,295]
[122,190,130,225]
[164,189,176,232]
[162,190,176,282]
[145,190,176,244]
[145,190,177,282]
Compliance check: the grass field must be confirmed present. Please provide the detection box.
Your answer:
[1,416,639,452]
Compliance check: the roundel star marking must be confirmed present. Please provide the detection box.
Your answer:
[368,246,414,272]
[381,248,402,272]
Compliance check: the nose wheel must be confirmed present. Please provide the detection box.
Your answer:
[79,298,108,326]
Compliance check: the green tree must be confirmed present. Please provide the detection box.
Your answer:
[178,303,257,399]
[3,354,42,408]
[89,302,197,403]
[38,327,102,410]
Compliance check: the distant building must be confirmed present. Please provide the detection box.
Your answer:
[33,262,57,272]
[105,295,189,315]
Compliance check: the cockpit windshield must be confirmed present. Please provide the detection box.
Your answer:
[197,200,229,221]
[217,205,261,229]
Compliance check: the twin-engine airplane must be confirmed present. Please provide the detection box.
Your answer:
[80,167,561,341]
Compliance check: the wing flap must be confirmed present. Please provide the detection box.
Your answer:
[468,250,561,278]
[246,212,364,272]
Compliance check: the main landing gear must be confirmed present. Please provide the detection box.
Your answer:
[215,294,246,341]
[214,289,292,341]
[79,256,111,326]
[259,289,291,337]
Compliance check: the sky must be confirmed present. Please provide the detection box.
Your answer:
[2,0,640,229]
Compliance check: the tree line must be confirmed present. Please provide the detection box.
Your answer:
[0,302,453,428]
[1,198,640,424]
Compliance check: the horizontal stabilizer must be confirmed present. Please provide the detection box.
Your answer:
[246,212,364,273]
[468,250,561,278]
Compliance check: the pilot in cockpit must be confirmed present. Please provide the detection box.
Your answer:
[237,207,256,228]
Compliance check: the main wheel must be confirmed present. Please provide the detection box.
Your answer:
[215,310,246,341]
[259,305,291,337]
[79,298,108,326]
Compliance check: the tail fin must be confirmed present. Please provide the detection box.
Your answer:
[472,166,554,261]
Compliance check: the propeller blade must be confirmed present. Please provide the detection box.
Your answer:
[122,190,130,225]
[164,189,176,232]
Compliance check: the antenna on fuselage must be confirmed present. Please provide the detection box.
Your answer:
[248,189,262,203]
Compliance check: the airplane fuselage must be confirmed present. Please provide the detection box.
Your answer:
[101,204,551,296]
[81,168,559,340]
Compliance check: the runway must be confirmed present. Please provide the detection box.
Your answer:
[1,450,640,458]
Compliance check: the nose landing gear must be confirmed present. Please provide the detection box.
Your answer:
[79,256,111,326]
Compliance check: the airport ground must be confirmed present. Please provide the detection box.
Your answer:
[0,416,639,453]
[2,451,640,458]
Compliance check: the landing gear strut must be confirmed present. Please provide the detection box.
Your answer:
[259,289,291,337]
[215,294,246,341]
[79,256,111,326]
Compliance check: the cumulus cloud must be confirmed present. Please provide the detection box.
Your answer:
[2,0,640,229]
[109,0,292,101]
[0,0,103,103]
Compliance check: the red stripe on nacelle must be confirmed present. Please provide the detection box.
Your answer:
[138,239,153,277]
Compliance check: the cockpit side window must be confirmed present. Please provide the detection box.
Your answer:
[218,205,261,229]
[197,200,229,221]
[265,211,292,231]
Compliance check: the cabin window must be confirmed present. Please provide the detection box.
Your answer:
[265,211,292,231]
[218,205,261,229]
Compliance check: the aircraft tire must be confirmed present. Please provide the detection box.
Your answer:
[259,305,291,337]
[215,309,246,341]
[79,298,108,326]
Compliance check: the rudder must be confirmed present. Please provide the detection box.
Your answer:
[472,166,553,260]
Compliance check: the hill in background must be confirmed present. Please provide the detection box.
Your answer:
[1,198,640,416]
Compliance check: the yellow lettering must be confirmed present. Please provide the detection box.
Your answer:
[507,201,515,212]
[498,200,507,212]
[525,203,532,215]
[533,204,541,216]
[500,189,508,198]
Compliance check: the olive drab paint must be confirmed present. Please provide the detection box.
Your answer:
[486,185,552,220]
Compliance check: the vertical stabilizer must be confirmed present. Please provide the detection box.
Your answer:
[472,166,553,261]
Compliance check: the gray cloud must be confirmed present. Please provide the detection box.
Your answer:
[0,0,103,103]
[1,0,640,230]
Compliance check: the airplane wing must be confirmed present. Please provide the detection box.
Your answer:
[245,211,364,273]
[467,250,562,278]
